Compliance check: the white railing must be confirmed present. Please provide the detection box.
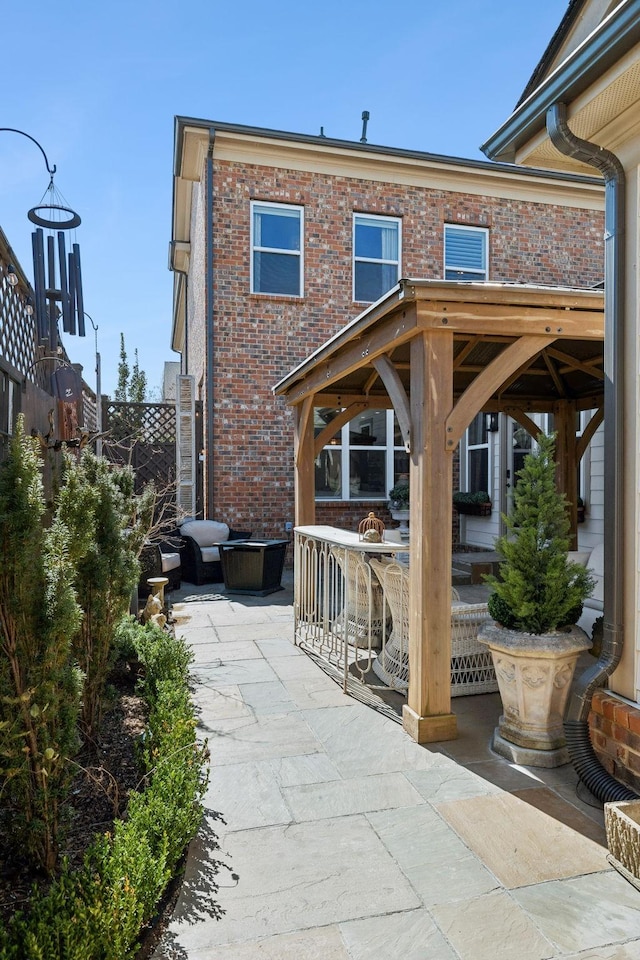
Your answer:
[294,526,408,692]
[294,525,498,698]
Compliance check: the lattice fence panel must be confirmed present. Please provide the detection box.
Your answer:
[102,401,179,522]
[0,273,48,390]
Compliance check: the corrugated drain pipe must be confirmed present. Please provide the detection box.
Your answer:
[547,102,636,802]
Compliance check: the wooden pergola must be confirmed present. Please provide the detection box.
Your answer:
[274,279,605,743]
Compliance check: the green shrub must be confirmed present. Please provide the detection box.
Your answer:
[0,419,82,874]
[485,433,594,634]
[57,452,154,740]
[0,619,210,958]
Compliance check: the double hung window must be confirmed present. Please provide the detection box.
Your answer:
[251,201,303,296]
[444,224,488,281]
[353,214,401,302]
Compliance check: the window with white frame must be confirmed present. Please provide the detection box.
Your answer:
[353,214,401,302]
[314,408,409,501]
[251,201,303,296]
[444,224,488,281]
[466,412,489,493]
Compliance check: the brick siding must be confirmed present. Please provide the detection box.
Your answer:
[589,689,640,794]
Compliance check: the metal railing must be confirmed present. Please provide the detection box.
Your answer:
[294,526,408,692]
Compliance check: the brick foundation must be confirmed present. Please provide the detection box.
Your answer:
[589,689,640,794]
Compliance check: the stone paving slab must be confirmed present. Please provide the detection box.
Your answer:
[513,871,640,953]
[340,909,458,960]
[430,889,555,960]
[167,816,421,950]
[437,791,608,887]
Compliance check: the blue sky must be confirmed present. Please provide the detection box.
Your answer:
[1,0,569,398]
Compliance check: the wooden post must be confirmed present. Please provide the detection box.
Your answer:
[294,396,316,527]
[403,330,457,743]
[553,401,579,550]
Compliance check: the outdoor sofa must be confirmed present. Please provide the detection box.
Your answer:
[179,520,252,585]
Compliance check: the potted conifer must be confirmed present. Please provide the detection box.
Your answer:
[478,433,594,767]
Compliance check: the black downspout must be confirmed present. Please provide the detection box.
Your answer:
[205,129,215,517]
[547,102,636,802]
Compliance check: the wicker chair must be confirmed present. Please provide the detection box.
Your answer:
[138,537,182,600]
[369,557,497,696]
[179,521,252,585]
[330,547,388,649]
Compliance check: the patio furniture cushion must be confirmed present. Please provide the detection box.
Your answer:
[180,520,230,547]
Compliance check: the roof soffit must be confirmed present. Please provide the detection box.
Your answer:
[514,43,640,171]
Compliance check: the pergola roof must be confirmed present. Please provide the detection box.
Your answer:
[274,279,605,427]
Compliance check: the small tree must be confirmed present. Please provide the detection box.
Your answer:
[115,333,130,402]
[57,451,154,740]
[486,433,594,634]
[130,348,147,404]
[0,418,82,873]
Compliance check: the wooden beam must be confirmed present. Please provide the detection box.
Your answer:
[313,402,371,456]
[417,301,603,340]
[372,355,411,452]
[281,304,418,405]
[542,349,567,398]
[546,346,605,380]
[502,407,544,442]
[576,405,604,461]
[403,330,457,744]
[294,396,315,526]
[453,335,482,370]
[445,335,555,449]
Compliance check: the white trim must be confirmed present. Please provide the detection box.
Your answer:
[353,213,402,303]
[250,200,304,297]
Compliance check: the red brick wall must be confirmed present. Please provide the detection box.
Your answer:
[589,689,640,794]
[200,158,603,537]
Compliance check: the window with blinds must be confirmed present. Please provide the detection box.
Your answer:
[444,224,488,281]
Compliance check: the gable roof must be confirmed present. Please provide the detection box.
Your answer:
[517,0,586,106]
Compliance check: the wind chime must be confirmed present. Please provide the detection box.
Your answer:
[28,167,86,352]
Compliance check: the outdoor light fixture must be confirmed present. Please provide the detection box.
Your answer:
[485,412,499,433]
[6,264,18,286]
[25,297,34,316]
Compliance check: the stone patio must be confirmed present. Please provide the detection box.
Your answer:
[151,572,640,960]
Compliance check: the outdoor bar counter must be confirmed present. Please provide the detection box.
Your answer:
[293,525,409,690]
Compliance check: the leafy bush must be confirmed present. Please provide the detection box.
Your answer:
[388,480,409,508]
[0,618,210,958]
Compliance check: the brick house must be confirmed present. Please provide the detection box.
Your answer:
[170,118,604,545]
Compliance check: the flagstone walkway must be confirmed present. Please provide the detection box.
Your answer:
[151,573,640,960]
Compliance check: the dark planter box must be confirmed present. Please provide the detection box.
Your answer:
[454,502,492,516]
[219,539,288,596]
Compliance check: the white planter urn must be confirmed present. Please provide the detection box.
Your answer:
[478,620,591,767]
[389,507,410,542]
